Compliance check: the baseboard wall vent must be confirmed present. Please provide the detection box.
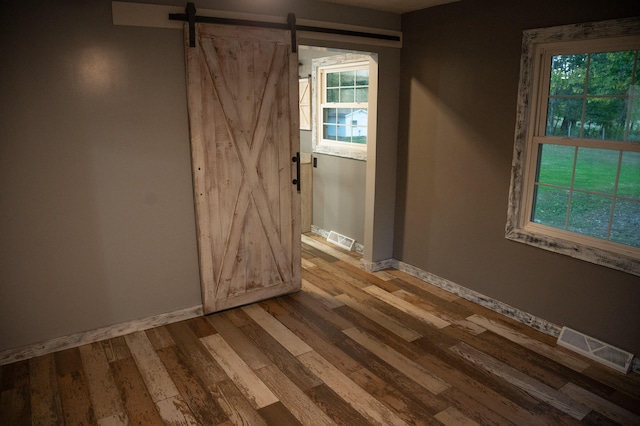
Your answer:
[326,230,355,251]
[557,326,634,373]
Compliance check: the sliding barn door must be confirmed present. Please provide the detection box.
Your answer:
[185,23,301,313]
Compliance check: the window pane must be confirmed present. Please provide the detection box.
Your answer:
[356,69,369,86]
[583,97,626,141]
[323,108,337,124]
[618,151,640,199]
[629,94,640,141]
[337,108,352,124]
[567,192,612,239]
[610,199,640,247]
[537,144,575,187]
[573,147,618,194]
[352,108,367,127]
[532,185,569,229]
[587,50,635,96]
[323,124,337,140]
[353,128,367,144]
[550,54,587,96]
[327,88,339,102]
[317,62,371,151]
[340,88,355,103]
[356,87,368,102]
[337,132,351,142]
[327,72,339,87]
[546,97,583,137]
[339,71,355,87]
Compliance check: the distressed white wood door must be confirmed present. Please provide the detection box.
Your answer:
[185,23,301,313]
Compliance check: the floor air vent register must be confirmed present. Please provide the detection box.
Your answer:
[557,326,634,373]
[326,231,355,251]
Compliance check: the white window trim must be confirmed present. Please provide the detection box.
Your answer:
[312,53,377,161]
[506,16,640,276]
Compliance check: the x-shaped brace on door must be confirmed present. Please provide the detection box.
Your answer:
[199,38,293,291]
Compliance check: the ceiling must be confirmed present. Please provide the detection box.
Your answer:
[314,0,460,14]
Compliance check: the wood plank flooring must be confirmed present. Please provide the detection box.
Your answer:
[2,234,639,425]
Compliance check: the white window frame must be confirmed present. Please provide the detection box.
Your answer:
[506,17,640,276]
[312,53,377,161]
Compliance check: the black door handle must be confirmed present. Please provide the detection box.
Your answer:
[292,152,300,192]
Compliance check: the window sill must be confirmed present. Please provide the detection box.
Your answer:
[505,223,640,277]
[313,143,367,161]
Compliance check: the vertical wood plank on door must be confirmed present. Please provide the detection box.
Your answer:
[185,24,216,307]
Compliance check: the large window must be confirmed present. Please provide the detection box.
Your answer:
[312,53,376,161]
[506,18,640,276]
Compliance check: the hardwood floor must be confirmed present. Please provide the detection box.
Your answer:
[2,234,639,425]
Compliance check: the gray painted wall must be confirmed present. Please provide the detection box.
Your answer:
[0,0,399,352]
[0,0,201,352]
[311,153,367,244]
[396,0,640,355]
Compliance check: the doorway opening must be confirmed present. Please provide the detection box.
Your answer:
[298,45,378,256]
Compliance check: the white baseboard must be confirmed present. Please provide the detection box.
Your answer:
[9,255,636,374]
[393,259,563,337]
[351,256,562,337]
[362,257,639,374]
[360,258,395,272]
[0,305,203,366]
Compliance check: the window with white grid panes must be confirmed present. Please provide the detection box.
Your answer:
[506,20,640,276]
[320,64,369,146]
